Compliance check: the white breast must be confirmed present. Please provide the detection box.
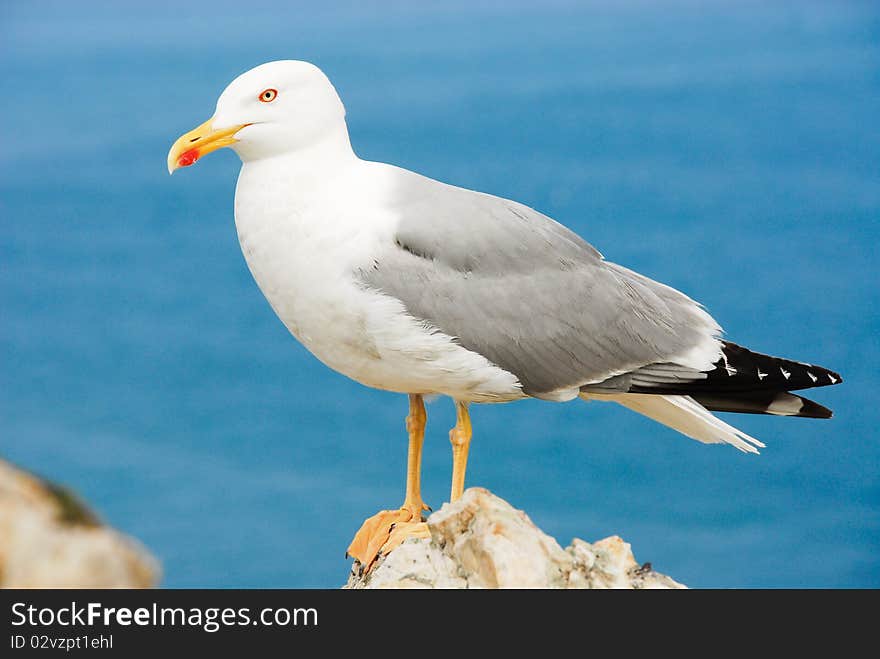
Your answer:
[232,156,523,402]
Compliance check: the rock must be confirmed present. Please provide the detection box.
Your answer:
[345,487,685,589]
[0,459,160,588]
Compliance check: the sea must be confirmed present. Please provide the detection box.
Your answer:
[1,0,877,587]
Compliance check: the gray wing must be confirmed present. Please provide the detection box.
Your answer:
[359,172,721,397]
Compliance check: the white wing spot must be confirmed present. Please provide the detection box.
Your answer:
[757,367,768,381]
[780,367,791,379]
[807,372,818,382]
[720,354,737,376]
[828,374,838,384]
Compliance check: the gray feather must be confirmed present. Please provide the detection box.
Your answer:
[358,171,720,396]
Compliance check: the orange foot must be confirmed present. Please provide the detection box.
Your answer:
[347,503,430,572]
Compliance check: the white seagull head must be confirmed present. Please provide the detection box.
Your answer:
[167,60,346,173]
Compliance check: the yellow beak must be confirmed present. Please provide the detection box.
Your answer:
[167,118,249,174]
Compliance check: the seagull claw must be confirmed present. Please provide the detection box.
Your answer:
[347,505,429,573]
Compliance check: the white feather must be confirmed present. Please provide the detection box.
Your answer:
[581,392,765,454]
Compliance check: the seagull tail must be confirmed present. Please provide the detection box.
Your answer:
[580,392,766,454]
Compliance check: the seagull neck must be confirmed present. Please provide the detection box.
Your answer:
[244,123,357,184]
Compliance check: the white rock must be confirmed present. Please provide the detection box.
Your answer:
[346,488,685,589]
[0,459,159,588]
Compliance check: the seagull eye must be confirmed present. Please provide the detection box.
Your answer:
[259,88,278,103]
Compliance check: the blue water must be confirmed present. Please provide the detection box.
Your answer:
[2,1,877,587]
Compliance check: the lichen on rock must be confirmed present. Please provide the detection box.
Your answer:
[0,459,160,588]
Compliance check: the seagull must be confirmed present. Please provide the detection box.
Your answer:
[168,60,842,570]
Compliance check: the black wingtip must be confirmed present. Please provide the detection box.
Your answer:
[797,396,833,419]
[692,391,834,419]
[716,342,844,393]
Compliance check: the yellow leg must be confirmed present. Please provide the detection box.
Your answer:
[402,394,428,514]
[347,395,431,571]
[449,401,472,502]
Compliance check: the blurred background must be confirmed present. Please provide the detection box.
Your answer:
[1,0,877,587]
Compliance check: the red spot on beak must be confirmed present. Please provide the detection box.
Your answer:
[177,149,200,168]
